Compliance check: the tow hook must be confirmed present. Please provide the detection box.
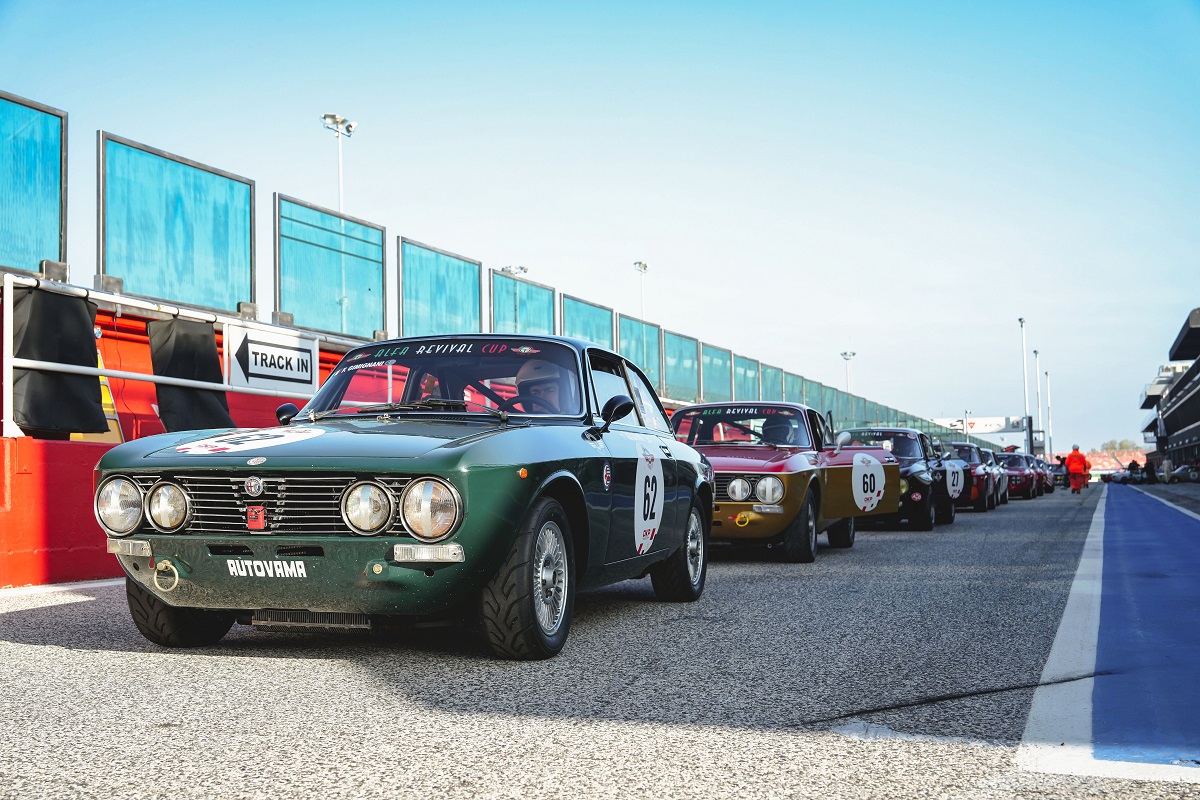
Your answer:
[153,558,185,592]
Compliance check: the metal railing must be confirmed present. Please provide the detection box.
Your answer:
[0,273,357,438]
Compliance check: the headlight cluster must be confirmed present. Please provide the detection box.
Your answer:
[336,478,463,540]
[726,476,785,504]
[96,476,143,536]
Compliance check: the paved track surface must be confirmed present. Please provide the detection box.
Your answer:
[2,486,1196,799]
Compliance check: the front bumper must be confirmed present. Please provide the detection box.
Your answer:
[110,534,496,616]
[710,500,796,541]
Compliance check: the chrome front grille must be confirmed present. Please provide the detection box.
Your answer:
[714,473,763,502]
[132,474,411,536]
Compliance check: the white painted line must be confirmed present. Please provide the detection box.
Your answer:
[1017,485,1200,784]
[0,577,124,598]
[1130,485,1200,524]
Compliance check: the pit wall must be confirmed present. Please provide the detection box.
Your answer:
[0,306,344,588]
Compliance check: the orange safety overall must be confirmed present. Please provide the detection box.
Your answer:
[1065,451,1091,493]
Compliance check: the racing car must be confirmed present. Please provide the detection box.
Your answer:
[670,403,900,561]
[95,335,713,660]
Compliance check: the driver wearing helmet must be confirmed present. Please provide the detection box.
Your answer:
[515,359,568,413]
[761,415,795,445]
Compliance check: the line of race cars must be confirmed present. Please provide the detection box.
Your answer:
[91,334,1059,660]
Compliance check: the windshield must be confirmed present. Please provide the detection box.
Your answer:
[997,454,1028,468]
[843,430,923,458]
[954,445,981,464]
[672,405,811,448]
[303,339,583,418]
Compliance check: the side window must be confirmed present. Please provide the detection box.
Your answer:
[921,435,935,460]
[625,365,671,433]
[588,353,636,425]
[806,410,830,448]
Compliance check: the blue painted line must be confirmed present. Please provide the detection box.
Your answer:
[1093,486,1200,767]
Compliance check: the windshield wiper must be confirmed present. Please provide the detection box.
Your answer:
[356,398,508,424]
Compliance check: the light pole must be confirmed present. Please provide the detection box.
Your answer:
[1034,350,1043,455]
[840,351,856,393]
[633,261,649,320]
[963,409,971,443]
[321,113,357,213]
[1045,370,1054,460]
[1019,318,1031,453]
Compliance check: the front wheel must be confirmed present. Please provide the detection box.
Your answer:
[650,502,707,601]
[1000,486,1009,504]
[911,494,935,531]
[827,515,856,548]
[935,498,956,525]
[125,577,234,647]
[779,489,818,563]
[479,497,576,660]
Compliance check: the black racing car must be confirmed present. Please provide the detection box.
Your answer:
[842,427,962,529]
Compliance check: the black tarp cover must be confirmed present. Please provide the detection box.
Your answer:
[147,318,235,433]
[12,287,109,434]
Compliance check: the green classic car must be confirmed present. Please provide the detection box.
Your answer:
[94,335,713,659]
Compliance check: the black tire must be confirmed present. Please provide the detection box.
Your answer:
[479,497,576,660]
[828,515,856,548]
[779,489,818,563]
[650,501,707,601]
[911,494,935,531]
[987,486,997,510]
[973,484,989,512]
[125,576,234,648]
[1000,486,1009,504]
[935,498,956,525]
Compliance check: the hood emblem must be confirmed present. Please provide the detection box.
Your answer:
[247,457,266,466]
[244,477,264,497]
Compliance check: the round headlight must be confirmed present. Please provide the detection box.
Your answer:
[400,478,461,542]
[146,482,189,532]
[96,476,143,535]
[755,476,784,504]
[899,478,910,495]
[727,477,751,502]
[342,481,394,535]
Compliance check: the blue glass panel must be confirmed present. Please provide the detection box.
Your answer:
[104,141,251,311]
[701,345,732,402]
[492,273,555,335]
[805,379,823,408]
[278,199,383,338]
[561,296,613,349]
[761,366,783,401]
[784,373,804,404]
[663,332,699,403]
[820,386,838,418]
[0,97,62,272]
[734,356,759,401]
[401,241,481,336]
[618,317,661,391]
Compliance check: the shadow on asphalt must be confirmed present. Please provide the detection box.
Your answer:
[0,490,1102,744]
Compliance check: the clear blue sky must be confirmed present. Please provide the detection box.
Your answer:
[3,0,1198,450]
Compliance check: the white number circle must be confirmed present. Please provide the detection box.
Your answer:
[944,462,964,499]
[175,427,325,455]
[634,442,666,554]
[852,453,886,512]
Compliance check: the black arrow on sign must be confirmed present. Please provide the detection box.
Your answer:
[235,336,313,385]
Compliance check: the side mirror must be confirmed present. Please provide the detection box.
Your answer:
[598,395,635,433]
[834,430,851,453]
[276,403,300,426]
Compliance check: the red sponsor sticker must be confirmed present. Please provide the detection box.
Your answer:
[247,506,266,530]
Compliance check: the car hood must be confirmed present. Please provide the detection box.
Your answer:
[692,444,809,472]
[131,417,522,464]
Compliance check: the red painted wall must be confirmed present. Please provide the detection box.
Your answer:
[0,438,121,587]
